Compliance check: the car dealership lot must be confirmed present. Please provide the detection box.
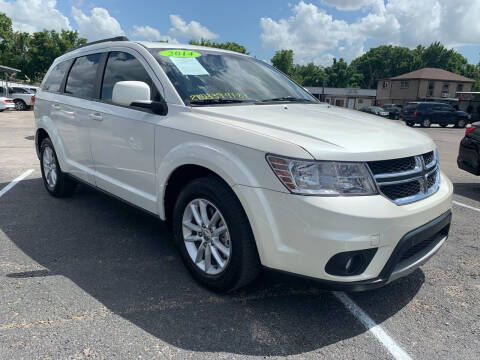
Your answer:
[0,111,479,359]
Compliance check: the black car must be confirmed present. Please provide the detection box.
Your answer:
[381,104,402,119]
[402,102,470,128]
[457,122,480,175]
[359,106,390,118]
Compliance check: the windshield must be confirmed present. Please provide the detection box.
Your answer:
[149,48,317,105]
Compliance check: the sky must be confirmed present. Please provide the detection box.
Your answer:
[1,0,480,66]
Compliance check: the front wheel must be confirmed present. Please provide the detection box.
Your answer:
[406,121,414,127]
[440,124,448,128]
[172,176,260,292]
[40,138,76,197]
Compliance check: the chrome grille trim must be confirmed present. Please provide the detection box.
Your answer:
[368,150,441,205]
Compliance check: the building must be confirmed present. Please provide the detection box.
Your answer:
[305,87,377,109]
[377,68,475,105]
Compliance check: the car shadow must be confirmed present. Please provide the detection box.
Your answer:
[0,178,424,356]
[453,182,480,202]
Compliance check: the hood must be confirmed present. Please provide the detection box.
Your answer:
[192,103,436,162]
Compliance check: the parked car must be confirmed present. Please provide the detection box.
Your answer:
[457,122,480,175]
[0,86,35,110]
[34,37,453,292]
[359,106,389,117]
[0,97,15,111]
[381,104,402,119]
[402,102,470,128]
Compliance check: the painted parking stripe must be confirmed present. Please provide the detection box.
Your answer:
[0,169,34,198]
[453,200,480,213]
[334,292,413,360]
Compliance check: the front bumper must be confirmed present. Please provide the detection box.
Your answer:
[234,171,453,289]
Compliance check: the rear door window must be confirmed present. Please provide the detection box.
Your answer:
[65,54,102,99]
[42,60,72,92]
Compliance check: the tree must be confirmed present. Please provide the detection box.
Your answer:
[324,58,362,88]
[271,49,294,76]
[293,62,327,87]
[189,39,248,54]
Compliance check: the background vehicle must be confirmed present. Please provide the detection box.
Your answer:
[0,97,15,111]
[34,38,452,292]
[402,102,470,128]
[381,104,402,119]
[359,106,389,117]
[457,122,480,175]
[0,86,35,110]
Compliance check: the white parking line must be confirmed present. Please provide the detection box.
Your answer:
[453,200,480,213]
[334,291,413,360]
[0,169,34,198]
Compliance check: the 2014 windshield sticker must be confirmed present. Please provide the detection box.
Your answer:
[159,50,201,58]
[190,93,249,101]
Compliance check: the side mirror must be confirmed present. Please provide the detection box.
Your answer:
[112,81,168,116]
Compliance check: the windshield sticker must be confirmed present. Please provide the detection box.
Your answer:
[170,57,209,76]
[190,92,248,101]
[159,49,201,58]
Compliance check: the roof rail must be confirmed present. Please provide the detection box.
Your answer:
[65,36,129,54]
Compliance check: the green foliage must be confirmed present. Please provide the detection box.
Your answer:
[0,12,86,83]
[270,42,480,91]
[271,49,294,76]
[189,39,248,54]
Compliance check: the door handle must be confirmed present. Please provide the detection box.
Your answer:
[51,104,60,110]
[89,113,103,121]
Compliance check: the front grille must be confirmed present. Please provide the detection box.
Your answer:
[369,157,416,175]
[381,180,421,200]
[368,151,440,205]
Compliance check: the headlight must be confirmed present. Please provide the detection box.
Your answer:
[266,155,378,196]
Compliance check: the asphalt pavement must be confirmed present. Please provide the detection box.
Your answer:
[0,110,479,359]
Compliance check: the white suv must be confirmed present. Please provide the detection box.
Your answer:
[34,37,453,292]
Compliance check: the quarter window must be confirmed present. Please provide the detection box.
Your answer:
[42,60,72,92]
[65,54,102,98]
[101,51,160,102]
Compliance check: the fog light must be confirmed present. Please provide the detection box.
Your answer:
[325,248,377,276]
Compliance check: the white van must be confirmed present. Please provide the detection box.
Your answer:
[34,37,453,291]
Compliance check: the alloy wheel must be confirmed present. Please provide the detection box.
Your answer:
[182,198,231,275]
[42,146,57,188]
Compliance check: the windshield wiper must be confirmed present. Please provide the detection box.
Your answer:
[258,96,314,103]
[189,98,257,106]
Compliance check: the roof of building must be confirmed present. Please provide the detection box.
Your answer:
[305,87,376,97]
[388,68,475,83]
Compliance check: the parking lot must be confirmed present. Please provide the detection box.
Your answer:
[0,110,479,359]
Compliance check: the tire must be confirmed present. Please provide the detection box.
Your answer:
[406,121,414,127]
[421,118,431,128]
[456,119,466,128]
[40,137,76,197]
[440,124,448,128]
[172,176,260,292]
[14,99,26,111]
[0,109,4,112]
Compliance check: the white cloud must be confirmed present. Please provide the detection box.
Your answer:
[131,25,177,43]
[71,7,124,41]
[260,0,480,65]
[0,0,71,33]
[260,2,361,64]
[168,14,218,40]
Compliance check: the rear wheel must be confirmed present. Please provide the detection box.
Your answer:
[172,176,260,292]
[456,119,466,128]
[40,138,76,197]
[406,121,414,127]
[14,99,26,111]
[440,123,448,128]
[421,118,431,128]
